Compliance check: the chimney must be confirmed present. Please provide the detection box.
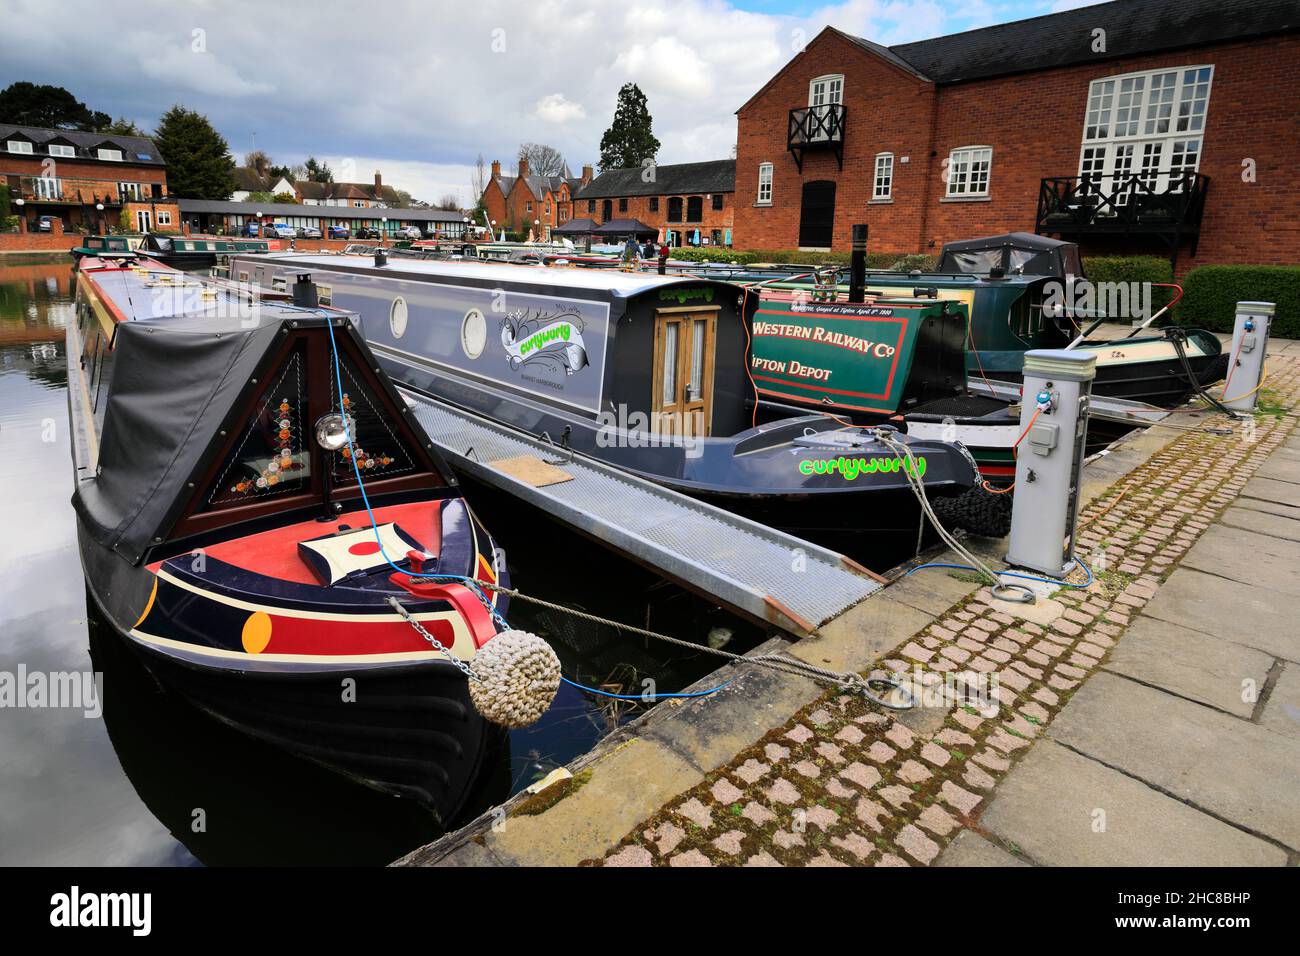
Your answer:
[491,159,501,180]
[518,156,530,178]
[374,170,382,194]
[581,164,593,184]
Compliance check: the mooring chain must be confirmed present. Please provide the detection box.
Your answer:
[387,596,481,682]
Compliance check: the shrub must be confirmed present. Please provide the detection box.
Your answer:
[1179,265,1300,338]
[670,247,757,264]
[1081,255,1176,315]
[0,182,10,217]
[736,249,937,270]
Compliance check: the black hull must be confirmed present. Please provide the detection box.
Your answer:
[77,522,499,825]
[999,352,1229,407]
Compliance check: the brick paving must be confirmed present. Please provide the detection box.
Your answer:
[594,358,1299,867]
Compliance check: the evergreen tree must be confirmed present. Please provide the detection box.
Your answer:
[303,156,333,183]
[153,105,238,200]
[0,82,110,130]
[597,84,660,172]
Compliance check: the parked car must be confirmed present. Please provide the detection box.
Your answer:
[297,226,323,239]
[266,223,297,240]
[355,226,381,239]
[327,225,351,240]
[243,221,266,237]
[394,225,424,240]
[35,215,62,233]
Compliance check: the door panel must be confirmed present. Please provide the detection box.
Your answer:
[798,180,836,248]
[651,309,716,438]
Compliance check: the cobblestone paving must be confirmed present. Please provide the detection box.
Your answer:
[594,360,1299,867]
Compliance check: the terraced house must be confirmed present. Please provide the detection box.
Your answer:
[573,159,736,247]
[733,0,1299,269]
[1,124,180,233]
[481,158,590,236]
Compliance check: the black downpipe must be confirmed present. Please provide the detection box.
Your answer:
[848,223,868,303]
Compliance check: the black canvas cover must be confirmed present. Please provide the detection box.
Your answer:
[73,313,367,564]
[938,232,1084,279]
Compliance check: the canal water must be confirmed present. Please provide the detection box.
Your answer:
[0,256,764,865]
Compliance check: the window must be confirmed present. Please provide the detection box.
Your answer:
[667,197,683,222]
[872,153,894,200]
[353,200,365,208]
[1078,66,1213,195]
[48,143,74,158]
[649,197,659,213]
[7,140,33,154]
[587,199,596,213]
[711,194,723,211]
[618,197,628,212]
[808,75,844,109]
[757,163,773,204]
[97,148,123,161]
[118,182,143,202]
[157,211,172,226]
[686,196,703,222]
[33,177,62,200]
[945,146,992,198]
[525,201,533,214]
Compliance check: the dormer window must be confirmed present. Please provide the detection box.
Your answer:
[97,147,124,161]
[48,143,75,158]
[7,140,33,154]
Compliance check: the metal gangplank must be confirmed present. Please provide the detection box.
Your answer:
[401,391,880,636]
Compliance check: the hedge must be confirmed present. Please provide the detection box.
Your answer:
[1082,256,1176,314]
[1179,265,1300,338]
[676,247,940,270]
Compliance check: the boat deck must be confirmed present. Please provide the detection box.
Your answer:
[400,390,881,636]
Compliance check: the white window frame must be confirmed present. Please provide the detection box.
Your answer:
[808,74,844,109]
[157,210,172,226]
[1077,65,1213,198]
[97,147,124,161]
[33,176,63,200]
[945,146,993,199]
[756,162,773,205]
[48,143,74,158]
[7,140,33,154]
[872,153,894,201]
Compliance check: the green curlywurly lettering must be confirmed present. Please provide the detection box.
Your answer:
[659,287,715,305]
[520,323,573,356]
[798,455,928,480]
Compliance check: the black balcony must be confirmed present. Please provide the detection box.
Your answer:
[787,104,846,172]
[1036,172,1210,266]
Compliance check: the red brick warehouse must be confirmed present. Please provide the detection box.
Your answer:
[732,0,1300,270]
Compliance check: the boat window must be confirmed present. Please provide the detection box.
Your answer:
[946,249,1003,274]
[205,347,312,507]
[272,275,287,293]
[317,284,332,306]
[662,322,679,405]
[328,351,417,486]
[690,320,706,399]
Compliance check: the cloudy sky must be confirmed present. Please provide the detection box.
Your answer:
[0,0,1103,204]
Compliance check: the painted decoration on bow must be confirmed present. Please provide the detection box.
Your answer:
[500,310,590,375]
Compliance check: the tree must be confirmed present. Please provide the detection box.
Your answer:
[0,82,111,130]
[518,143,567,178]
[303,156,333,183]
[268,164,295,183]
[434,194,460,211]
[471,153,486,201]
[153,105,237,200]
[103,117,143,136]
[271,192,296,203]
[598,84,659,172]
[244,150,272,175]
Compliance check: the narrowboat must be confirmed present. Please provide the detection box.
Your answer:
[744,233,1226,408]
[72,233,272,270]
[230,252,987,552]
[69,254,512,821]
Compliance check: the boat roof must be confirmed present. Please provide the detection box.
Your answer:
[254,252,735,298]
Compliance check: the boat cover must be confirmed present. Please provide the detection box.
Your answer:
[937,232,1084,279]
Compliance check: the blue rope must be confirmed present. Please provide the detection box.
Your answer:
[322,318,732,704]
[560,675,735,700]
[904,556,1093,589]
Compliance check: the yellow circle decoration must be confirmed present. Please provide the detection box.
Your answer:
[242,612,273,654]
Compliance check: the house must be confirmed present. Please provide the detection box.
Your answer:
[0,124,180,233]
[176,198,469,239]
[231,167,295,201]
[295,171,402,208]
[573,159,736,247]
[733,0,1300,269]
[480,158,589,236]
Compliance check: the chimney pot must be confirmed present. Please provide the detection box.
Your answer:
[518,156,529,178]
[491,159,501,179]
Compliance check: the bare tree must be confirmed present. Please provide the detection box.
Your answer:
[434,193,461,211]
[244,149,272,175]
[518,143,567,178]
[471,153,486,201]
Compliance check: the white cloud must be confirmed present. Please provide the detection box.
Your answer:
[534,94,587,123]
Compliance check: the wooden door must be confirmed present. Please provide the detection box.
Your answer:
[651,308,717,438]
[798,180,836,248]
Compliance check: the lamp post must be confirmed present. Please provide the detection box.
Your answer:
[14,197,25,234]
[533,217,541,243]
[381,215,388,245]
[462,215,469,241]
[255,211,263,239]
[95,202,104,235]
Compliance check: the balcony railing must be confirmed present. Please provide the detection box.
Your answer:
[787,103,846,172]
[1036,172,1210,264]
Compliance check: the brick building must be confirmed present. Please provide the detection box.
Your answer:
[1,124,180,233]
[573,159,736,247]
[733,0,1300,269]
[295,170,401,207]
[481,158,590,236]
